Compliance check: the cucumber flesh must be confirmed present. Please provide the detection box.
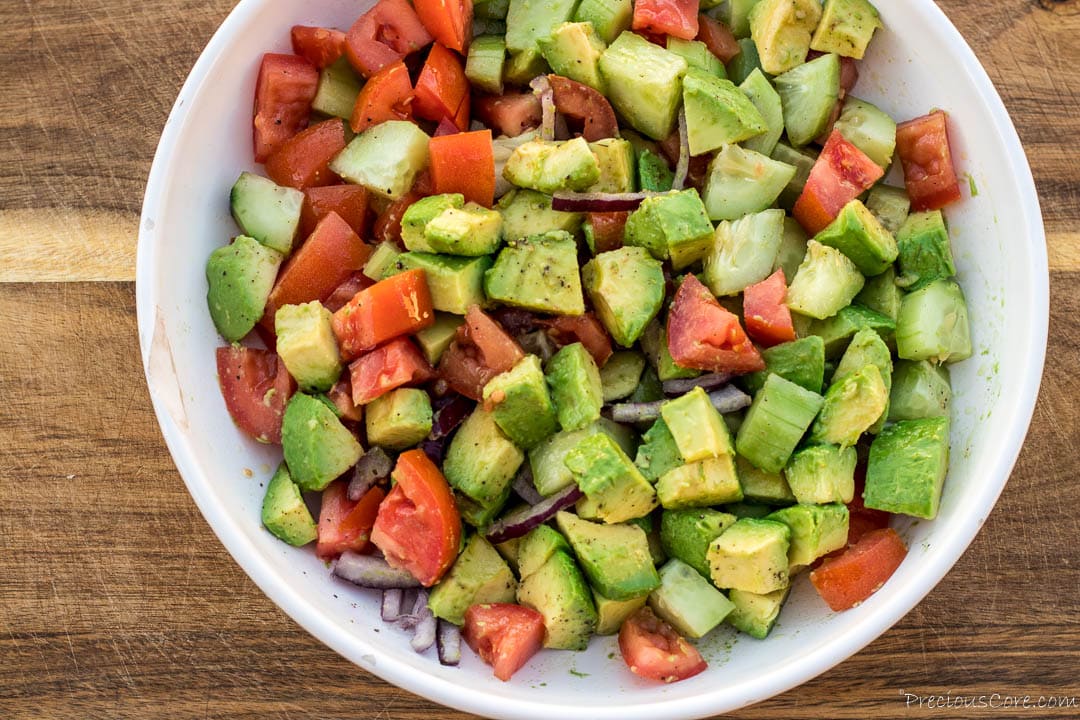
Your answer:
[574,0,633,44]
[312,57,362,121]
[774,53,840,147]
[702,145,795,221]
[466,35,507,95]
[739,68,784,156]
[229,172,304,256]
[833,97,897,169]
[771,142,818,210]
[726,38,765,85]
[735,373,825,473]
[865,184,911,235]
[895,279,972,364]
[704,208,786,296]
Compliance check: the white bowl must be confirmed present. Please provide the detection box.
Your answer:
[136,1,1048,717]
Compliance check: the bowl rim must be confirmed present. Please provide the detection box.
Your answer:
[136,1,1049,717]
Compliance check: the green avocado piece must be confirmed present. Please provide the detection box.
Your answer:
[456,486,512,529]
[864,416,950,519]
[428,534,518,625]
[739,68,784,156]
[682,69,767,156]
[809,0,883,59]
[624,189,715,269]
[723,501,775,519]
[635,417,684,483]
[865,184,912,235]
[364,388,433,450]
[889,360,951,422]
[735,373,825,473]
[444,406,525,506]
[599,31,689,140]
[786,240,866,320]
[806,304,896,359]
[529,418,636,496]
[660,508,736,579]
[260,463,318,546]
[766,502,849,567]
[833,327,893,434]
[424,203,504,257]
[667,37,728,78]
[517,549,599,649]
[703,208,785,296]
[583,246,666,347]
[546,342,604,431]
[364,241,402,281]
[483,354,560,449]
[854,266,904,322]
[401,194,464,253]
[743,335,827,396]
[814,199,898,277]
[726,37,766,85]
[727,587,788,639]
[415,313,465,365]
[600,350,647,402]
[273,302,342,393]
[631,364,666,404]
[556,511,661,600]
[657,456,743,508]
[504,138,601,193]
[540,22,608,92]
[574,0,633,44]
[749,0,822,74]
[330,120,430,200]
[497,188,583,241]
[518,524,572,579]
[736,454,796,505]
[229,172,303,255]
[702,146,795,222]
[707,517,791,593]
[484,231,586,316]
[896,210,956,291]
[588,138,636,193]
[281,393,364,492]
[566,432,659,523]
[809,364,889,447]
[205,235,282,343]
[475,0,509,19]
[393,252,492,315]
[648,558,735,638]
[637,148,675,192]
[661,386,735,462]
[593,589,649,635]
[895,279,972,364]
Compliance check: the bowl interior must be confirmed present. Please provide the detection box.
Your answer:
[137,1,1047,718]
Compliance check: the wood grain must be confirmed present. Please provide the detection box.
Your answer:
[1,0,1078,718]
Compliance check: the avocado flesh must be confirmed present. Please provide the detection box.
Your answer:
[736,454,796,505]
[809,0,883,59]
[742,335,826,396]
[864,416,950,519]
[833,327,893,434]
[483,354,560,450]
[661,386,735,462]
[600,350,646,402]
[556,511,661,601]
[625,189,715,269]
[517,524,572,579]
[497,189,582,241]
[806,304,895,359]
[865,184,911,235]
[281,394,364,492]
[593,590,648,635]
[365,388,433,451]
[529,419,635,496]
[484,231,586,316]
[428,535,517,625]
[261,463,317,546]
[766,503,849,566]
[727,587,788,639]
[749,0,823,74]
[814,199,898,277]
[566,432,659,523]
[588,138,636,193]
[401,194,464,252]
[205,235,282,343]
[394,253,492,315]
[546,342,603,432]
[682,70,767,156]
[503,138,601,194]
[660,508,736,579]
[809,364,889,447]
[424,204,504,257]
[582,246,665,348]
[540,22,608,92]
[444,406,525,506]
[574,0,633,44]
[707,517,791,594]
[634,417,683,484]
[517,549,599,650]
[657,455,744,509]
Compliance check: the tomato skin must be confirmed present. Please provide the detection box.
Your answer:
[253,53,319,163]
[547,75,619,142]
[696,14,739,63]
[328,375,364,422]
[742,269,796,347]
[317,481,386,559]
[430,129,496,207]
[810,528,908,611]
[371,449,462,587]
[264,118,347,190]
[895,110,962,212]
[474,92,542,138]
[585,211,629,254]
[345,0,434,78]
[323,271,372,314]
[633,0,700,40]
[349,337,436,405]
[291,26,347,68]
[619,606,707,683]
[793,129,884,235]
[414,0,473,53]
[332,268,436,361]
[463,603,546,681]
[299,184,370,238]
[373,191,421,244]
[438,305,524,399]
[667,274,765,374]
[542,314,614,367]
[215,346,295,444]
[413,43,471,129]
[350,60,415,133]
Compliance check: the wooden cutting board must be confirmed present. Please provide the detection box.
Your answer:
[1,1,1077,718]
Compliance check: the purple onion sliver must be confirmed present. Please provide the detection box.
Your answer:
[332,551,422,590]
[672,107,689,190]
[437,620,462,666]
[511,464,544,506]
[411,604,437,653]
[420,437,448,465]
[551,191,663,213]
[430,394,474,440]
[553,112,571,141]
[662,372,734,396]
[530,76,555,142]
[491,307,541,336]
[348,447,394,501]
[485,483,584,544]
[605,400,663,424]
[709,385,752,414]
[381,589,404,622]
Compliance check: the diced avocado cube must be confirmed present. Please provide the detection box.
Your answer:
[504,138,601,194]
[456,486,512,528]
[814,199,898,276]
[506,0,580,55]
[529,419,636,496]
[865,184,912,235]
[635,417,684,483]
[518,524,572,578]
[583,246,666,346]
[702,146,795,222]
[739,68,784,156]
[628,512,667,566]
[683,69,767,156]
[424,204,504,257]
[485,231,586,316]
[703,208,785,295]
[833,97,897,169]
[274,302,342,392]
[600,350,647,402]
[504,48,552,85]
[667,37,728,78]
[312,57,363,120]
[833,327,893,433]
[809,364,888,447]
[786,240,866,320]
[205,235,282,343]
[723,501,775,519]
[895,279,972,364]
[774,52,841,147]
[281,394,363,492]
[415,313,464,365]
[593,589,648,635]
[229,172,303,255]
[574,0,633,44]
[806,304,896,359]
[364,388,433,450]
[330,120,430,200]
[466,35,507,95]
[660,508,736,579]
[494,536,521,574]
[546,342,604,431]
[736,454,796,504]
[428,534,517,625]
[625,189,715,268]
[637,148,675,192]
[865,416,950,519]
[556,512,661,600]
[889,360,951,422]
[784,444,857,504]
[588,138,636,193]
[736,373,825,473]
[260,463,317,546]
[749,0,822,74]
[648,558,736,638]
[483,355,560,449]
[401,194,464,252]
[661,386,735,462]
[363,241,402,281]
[497,188,583,241]
[726,37,765,85]
[518,549,599,649]
[393,253,492,315]
[855,266,904,322]
[599,31,689,140]
[727,587,788,639]
[717,0,764,38]
[707,517,791,593]
[640,321,700,381]
[657,455,743,508]
[896,210,956,291]
[566,432,659,523]
[540,22,608,92]
[772,142,819,209]
[743,335,827,396]
[810,0,883,59]
[444,406,525,506]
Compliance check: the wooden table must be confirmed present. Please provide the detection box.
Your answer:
[2,1,1077,717]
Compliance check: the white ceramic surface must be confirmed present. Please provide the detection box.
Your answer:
[136,2,1048,717]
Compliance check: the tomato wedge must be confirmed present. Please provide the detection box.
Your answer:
[696,14,740,63]
[264,117,347,190]
[413,43,471,129]
[291,26,347,68]
[332,268,436,361]
[542,314,614,367]
[742,269,796,347]
[793,129,884,235]
[351,60,414,133]
[323,271,372,314]
[371,449,462,586]
[299,184,370,238]
[474,92,542,138]
[345,0,434,77]
[463,603,546,681]
[316,481,386,559]
[667,274,765,374]
[327,375,364,422]
[585,211,629,254]
[414,0,473,54]
[619,606,707,683]
[349,337,436,405]
[810,528,908,611]
[895,110,962,212]
[437,305,525,399]
[373,190,421,244]
[253,53,319,163]
[632,0,700,41]
[215,346,295,444]
[548,75,619,141]
[430,129,496,207]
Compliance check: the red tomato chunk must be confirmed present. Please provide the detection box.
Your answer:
[463,603,546,681]
[667,274,765,374]
[332,269,436,361]
[317,481,385,560]
[810,528,908,611]
[793,129,884,235]
[215,346,295,444]
[253,53,319,163]
[349,337,435,405]
[619,606,707,683]
[895,110,962,212]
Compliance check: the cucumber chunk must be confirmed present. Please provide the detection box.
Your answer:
[774,53,841,147]
[736,374,824,473]
[739,68,784,156]
[833,97,897,170]
[889,359,951,422]
[703,208,786,295]
[230,172,303,255]
[466,35,507,95]
[895,279,972,364]
[312,57,362,120]
[786,239,866,320]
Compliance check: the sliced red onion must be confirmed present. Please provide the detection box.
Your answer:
[381,588,404,622]
[708,385,752,414]
[410,596,437,652]
[485,483,584,544]
[430,394,474,440]
[604,399,663,424]
[551,190,666,212]
[553,112,571,141]
[672,108,690,190]
[517,330,557,362]
[437,619,462,666]
[511,463,545,505]
[420,437,448,465]
[332,551,422,589]
[348,447,394,501]
[530,75,556,142]
[662,372,734,396]
[396,587,429,630]
[434,117,460,137]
